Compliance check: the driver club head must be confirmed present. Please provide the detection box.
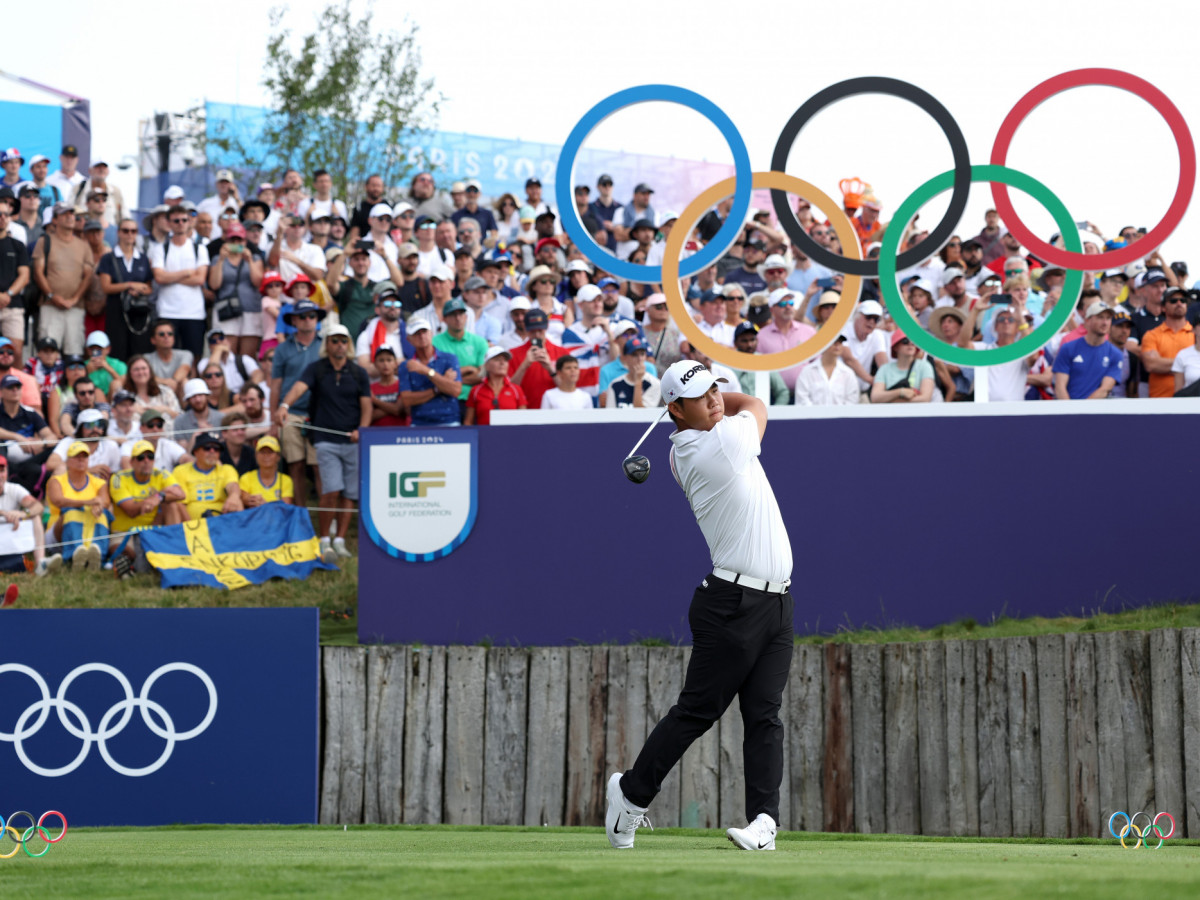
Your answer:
[622,455,651,484]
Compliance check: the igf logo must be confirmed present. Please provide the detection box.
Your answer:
[390,471,445,498]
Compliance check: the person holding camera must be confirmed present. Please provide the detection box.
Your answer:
[207,222,264,362]
[96,217,154,360]
[83,331,126,397]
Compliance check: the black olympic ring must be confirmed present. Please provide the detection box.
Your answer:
[770,76,972,278]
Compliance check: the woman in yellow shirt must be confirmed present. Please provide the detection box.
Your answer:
[239,436,294,506]
[46,441,112,571]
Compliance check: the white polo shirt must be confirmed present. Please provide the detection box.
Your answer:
[668,410,791,584]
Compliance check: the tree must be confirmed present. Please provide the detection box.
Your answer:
[209,1,440,202]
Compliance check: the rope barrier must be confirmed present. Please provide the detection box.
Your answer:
[1,418,355,449]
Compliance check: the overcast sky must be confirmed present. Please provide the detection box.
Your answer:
[5,0,1198,268]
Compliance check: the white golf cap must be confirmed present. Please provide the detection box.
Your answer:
[575,284,602,303]
[611,319,639,337]
[1085,300,1114,319]
[767,288,796,307]
[407,319,432,334]
[940,266,965,286]
[163,185,185,201]
[183,378,210,400]
[910,278,935,297]
[428,263,454,282]
[858,300,884,318]
[77,408,106,425]
[485,345,511,363]
[369,202,393,218]
[645,292,668,306]
[215,168,235,182]
[508,297,532,311]
[324,324,352,340]
[85,331,110,348]
[392,200,414,216]
[661,360,728,404]
[565,259,593,274]
[761,254,789,272]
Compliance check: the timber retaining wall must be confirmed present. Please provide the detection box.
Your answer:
[318,630,1200,836]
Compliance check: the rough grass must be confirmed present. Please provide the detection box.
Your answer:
[2,826,1196,900]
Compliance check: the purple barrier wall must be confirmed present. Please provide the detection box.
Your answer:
[358,414,1196,645]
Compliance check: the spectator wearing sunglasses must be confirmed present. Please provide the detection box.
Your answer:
[464,346,527,425]
[355,283,409,377]
[96,217,155,360]
[148,205,210,359]
[842,301,890,392]
[0,336,40,408]
[270,298,325,508]
[174,378,224,451]
[1140,288,1195,397]
[58,373,110,435]
[0,373,56,494]
[109,439,186,578]
[32,203,94,356]
[275,324,371,562]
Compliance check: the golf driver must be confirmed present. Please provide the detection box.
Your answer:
[622,408,668,483]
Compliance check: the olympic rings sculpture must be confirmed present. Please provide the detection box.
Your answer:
[1108,811,1175,849]
[556,69,1195,374]
[0,662,218,777]
[0,811,67,859]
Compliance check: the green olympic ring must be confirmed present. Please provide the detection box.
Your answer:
[879,164,1084,368]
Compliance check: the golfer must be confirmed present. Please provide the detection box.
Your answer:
[607,359,793,851]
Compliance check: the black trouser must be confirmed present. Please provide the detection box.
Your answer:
[168,318,207,363]
[6,446,54,496]
[621,573,794,825]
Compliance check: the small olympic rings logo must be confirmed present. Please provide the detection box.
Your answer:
[0,811,67,859]
[556,69,1195,375]
[1108,811,1176,849]
[0,662,218,777]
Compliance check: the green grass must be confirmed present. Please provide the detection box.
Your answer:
[2,826,1197,899]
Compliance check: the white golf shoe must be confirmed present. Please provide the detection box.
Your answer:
[726,812,777,850]
[605,773,652,849]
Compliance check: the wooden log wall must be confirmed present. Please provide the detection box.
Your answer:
[318,628,1200,837]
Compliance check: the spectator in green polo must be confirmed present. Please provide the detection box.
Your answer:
[330,242,377,338]
[84,331,127,397]
[433,297,487,402]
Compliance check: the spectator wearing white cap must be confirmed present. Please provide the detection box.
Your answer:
[496,297,533,351]
[906,278,935,330]
[410,264,476,337]
[644,212,681,268]
[47,407,122,478]
[149,205,210,360]
[32,203,93,356]
[414,215,451,276]
[759,254,791,293]
[22,154,61,216]
[755,288,816,393]
[957,298,1040,402]
[173,378,224,451]
[268,211,327,286]
[197,170,241,238]
[463,346,527,425]
[398,319,463,426]
[1052,302,1123,400]
[938,267,975,310]
[842,301,889,392]
[276,323,371,560]
[84,331,126,397]
[357,203,399,282]
[642,292,685,375]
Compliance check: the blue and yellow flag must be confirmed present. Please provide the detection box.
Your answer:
[141,504,337,590]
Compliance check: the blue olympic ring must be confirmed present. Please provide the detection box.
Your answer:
[554,84,752,284]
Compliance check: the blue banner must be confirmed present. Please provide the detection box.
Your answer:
[141,504,336,590]
[0,609,318,825]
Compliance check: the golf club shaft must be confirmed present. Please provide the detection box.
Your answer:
[627,408,669,458]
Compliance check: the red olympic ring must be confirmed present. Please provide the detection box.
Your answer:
[990,68,1195,270]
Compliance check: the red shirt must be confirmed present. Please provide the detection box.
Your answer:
[466,376,527,425]
[508,339,567,410]
[370,379,409,426]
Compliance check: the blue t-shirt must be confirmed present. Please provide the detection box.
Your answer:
[588,198,623,251]
[271,334,323,415]
[451,206,499,237]
[1051,336,1124,399]
[398,349,461,425]
[723,266,768,296]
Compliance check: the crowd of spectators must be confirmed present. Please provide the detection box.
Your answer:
[2,143,1198,587]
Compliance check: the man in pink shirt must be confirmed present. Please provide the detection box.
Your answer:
[753,288,816,392]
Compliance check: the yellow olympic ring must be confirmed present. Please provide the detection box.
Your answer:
[1119,822,1145,849]
[661,171,862,373]
[0,825,21,859]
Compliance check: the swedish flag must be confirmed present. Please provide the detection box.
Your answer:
[141,505,337,590]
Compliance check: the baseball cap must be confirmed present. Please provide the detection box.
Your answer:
[575,284,602,303]
[397,242,419,258]
[525,177,542,188]
[597,277,619,290]
[62,354,87,369]
[256,435,282,453]
[518,205,536,221]
[428,263,454,282]
[661,360,727,405]
[193,432,223,450]
[1142,270,1168,287]
[443,297,468,315]
[611,319,639,338]
[484,346,511,364]
[464,179,482,192]
[1111,309,1133,326]
[28,154,50,167]
[61,144,79,157]
[372,345,396,360]
[407,319,432,334]
[324,324,352,341]
[630,218,656,234]
[768,288,796,307]
[597,174,614,186]
[1085,301,1114,319]
[858,300,884,318]
[67,441,90,458]
[0,375,21,390]
[85,331,110,348]
[393,201,414,217]
[524,308,550,331]
[645,292,668,306]
[910,278,935,297]
[565,259,593,274]
[36,337,59,352]
[462,275,488,292]
[623,337,648,355]
[761,254,788,272]
[183,378,210,400]
[733,321,759,340]
[0,148,24,165]
[163,185,185,201]
[82,219,103,234]
[816,290,841,308]
[129,439,156,458]
[941,266,965,285]
[1101,268,1128,280]
[111,390,135,405]
[51,201,75,218]
[508,297,532,312]
[534,237,561,256]
[369,202,393,218]
[215,169,235,183]
[633,183,653,194]
[141,410,167,426]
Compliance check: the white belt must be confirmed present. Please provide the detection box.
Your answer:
[712,567,790,595]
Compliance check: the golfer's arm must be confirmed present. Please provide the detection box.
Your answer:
[722,392,767,439]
